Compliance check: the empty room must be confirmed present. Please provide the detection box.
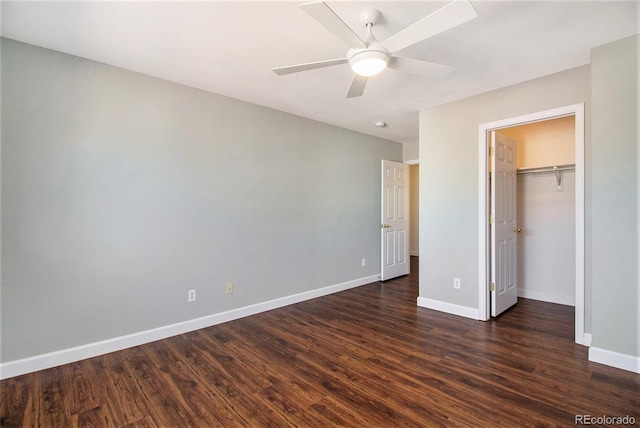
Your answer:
[1,1,639,426]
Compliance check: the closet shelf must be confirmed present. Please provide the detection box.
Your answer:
[516,164,575,190]
[516,164,575,174]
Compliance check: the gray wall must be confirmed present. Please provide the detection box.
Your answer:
[1,38,402,363]
[590,35,639,358]
[419,65,591,311]
[403,141,419,162]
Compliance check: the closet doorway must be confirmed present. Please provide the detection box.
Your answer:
[499,117,576,307]
[478,104,587,345]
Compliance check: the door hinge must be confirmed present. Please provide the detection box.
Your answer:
[489,282,495,291]
[489,214,495,224]
[489,146,495,157]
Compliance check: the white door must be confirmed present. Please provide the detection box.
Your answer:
[381,160,410,281]
[491,132,519,316]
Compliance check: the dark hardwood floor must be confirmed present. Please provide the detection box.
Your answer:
[2,257,639,427]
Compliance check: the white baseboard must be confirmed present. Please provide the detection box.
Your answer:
[518,289,575,306]
[0,274,380,380]
[588,347,640,374]
[416,296,480,320]
[410,251,419,257]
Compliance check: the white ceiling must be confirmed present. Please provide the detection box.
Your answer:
[2,1,638,145]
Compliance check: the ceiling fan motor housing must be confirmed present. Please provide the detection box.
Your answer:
[347,9,389,77]
[347,42,390,76]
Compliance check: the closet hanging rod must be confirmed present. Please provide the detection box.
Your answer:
[516,164,575,175]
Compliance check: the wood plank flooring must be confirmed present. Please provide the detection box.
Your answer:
[2,257,639,427]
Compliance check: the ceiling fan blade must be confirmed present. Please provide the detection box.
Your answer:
[387,56,455,78]
[300,1,367,48]
[382,0,478,54]
[346,74,367,98]
[272,58,348,75]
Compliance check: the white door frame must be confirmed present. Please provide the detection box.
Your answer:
[477,103,587,346]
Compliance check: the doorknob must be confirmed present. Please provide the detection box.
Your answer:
[513,227,522,233]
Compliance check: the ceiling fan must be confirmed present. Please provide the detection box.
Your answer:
[273,0,478,98]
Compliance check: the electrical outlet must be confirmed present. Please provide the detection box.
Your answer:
[362,258,366,267]
[188,289,196,302]
[453,278,461,289]
[226,283,233,295]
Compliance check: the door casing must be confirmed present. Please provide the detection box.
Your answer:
[477,104,587,345]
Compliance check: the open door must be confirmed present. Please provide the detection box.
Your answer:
[381,160,410,281]
[491,132,519,316]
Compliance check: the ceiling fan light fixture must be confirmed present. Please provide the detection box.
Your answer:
[348,47,390,77]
